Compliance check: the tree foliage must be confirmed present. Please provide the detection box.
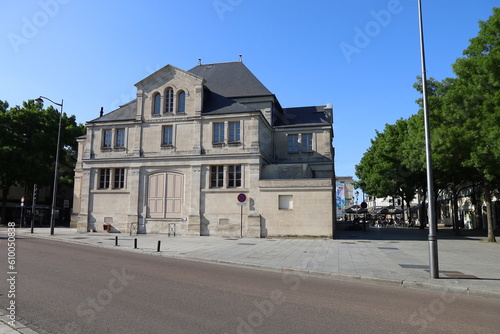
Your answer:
[0,99,85,224]
[355,7,500,241]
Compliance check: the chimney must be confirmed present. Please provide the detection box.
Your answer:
[198,58,202,66]
[100,107,103,117]
[239,54,242,62]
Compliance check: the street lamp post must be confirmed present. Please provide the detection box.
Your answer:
[35,96,63,236]
[417,0,439,278]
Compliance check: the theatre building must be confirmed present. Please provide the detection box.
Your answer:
[71,60,334,237]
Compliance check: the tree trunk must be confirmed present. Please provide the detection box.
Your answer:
[452,184,460,235]
[1,186,9,225]
[485,187,497,243]
[419,190,427,230]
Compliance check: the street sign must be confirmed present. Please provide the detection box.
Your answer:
[237,193,247,203]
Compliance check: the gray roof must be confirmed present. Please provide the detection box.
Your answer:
[188,62,273,98]
[88,61,315,123]
[202,90,258,115]
[275,105,331,127]
[88,100,137,123]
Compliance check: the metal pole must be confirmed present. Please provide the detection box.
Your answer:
[50,100,63,235]
[418,0,439,278]
[31,184,36,234]
[37,96,64,236]
[240,205,243,238]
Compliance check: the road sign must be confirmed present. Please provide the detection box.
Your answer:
[237,193,247,203]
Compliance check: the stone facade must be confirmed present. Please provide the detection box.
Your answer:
[71,61,334,237]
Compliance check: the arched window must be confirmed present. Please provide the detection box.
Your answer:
[153,93,161,115]
[177,91,186,113]
[165,88,174,113]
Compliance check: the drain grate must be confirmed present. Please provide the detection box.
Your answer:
[237,243,256,246]
[378,247,399,250]
[72,237,89,239]
[341,242,356,244]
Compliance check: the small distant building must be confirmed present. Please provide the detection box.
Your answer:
[71,60,335,237]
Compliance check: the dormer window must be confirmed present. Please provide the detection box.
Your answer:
[153,93,161,115]
[165,88,174,113]
[177,91,186,113]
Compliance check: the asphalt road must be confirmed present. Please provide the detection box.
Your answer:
[2,237,500,334]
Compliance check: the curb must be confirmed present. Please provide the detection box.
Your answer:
[0,311,38,334]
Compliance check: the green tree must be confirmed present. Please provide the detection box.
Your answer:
[411,77,478,232]
[449,7,500,242]
[0,100,85,225]
[355,119,422,221]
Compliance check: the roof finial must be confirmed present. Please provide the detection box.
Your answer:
[239,54,242,62]
[198,58,202,66]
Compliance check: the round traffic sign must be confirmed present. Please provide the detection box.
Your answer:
[237,193,247,203]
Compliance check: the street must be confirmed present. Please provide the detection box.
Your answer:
[2,237,500,334]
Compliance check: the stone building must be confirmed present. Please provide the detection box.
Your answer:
[71,60,334,237]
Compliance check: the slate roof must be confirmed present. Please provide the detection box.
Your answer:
[202,90,257,115]
[275,105,331,127]
[88,99,137,123]
[87,61,324,124]
[188,61,273,98]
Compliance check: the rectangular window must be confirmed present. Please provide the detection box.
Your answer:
[279,195,293,210]
[99,168,110,189]
[113,168,125,189]
[228,165,242,188]
[213,123,224,143]
[115,128,125,148]
[210,165,224,188]
[162,125,173,146]
[288,134,299,153]
[302,134,313,152]
[228,121,240,142]
[102,129,112,148]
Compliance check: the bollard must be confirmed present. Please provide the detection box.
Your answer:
[157,240,161,252]
[115,236,118,246]
[134,238,137,249]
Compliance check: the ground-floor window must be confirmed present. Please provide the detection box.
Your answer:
[97,168,126,190]
[210,164,242,188]
[148,172,183,218]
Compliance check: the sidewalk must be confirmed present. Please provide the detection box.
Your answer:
[2,226,500,333]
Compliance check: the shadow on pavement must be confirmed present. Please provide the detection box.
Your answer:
[336,226,500,241]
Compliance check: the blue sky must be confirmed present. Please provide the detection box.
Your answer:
[1,0,497,178]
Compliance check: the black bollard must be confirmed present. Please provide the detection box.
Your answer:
[134,238,137,249]
[115,236,118,246]
[157,240,161,252]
